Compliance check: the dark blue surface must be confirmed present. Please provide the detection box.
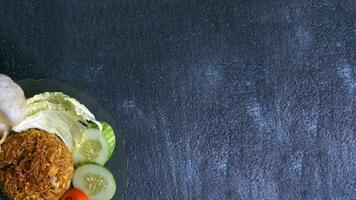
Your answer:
[0,0,355,199]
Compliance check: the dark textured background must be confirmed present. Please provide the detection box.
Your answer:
[0,0,355,199]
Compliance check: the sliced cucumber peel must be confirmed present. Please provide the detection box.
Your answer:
[100,121,116,161]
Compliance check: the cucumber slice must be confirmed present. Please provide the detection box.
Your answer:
[73,128,109,165]
[86,121,116,161]
[73,164,116,200]
[101,122,116,161]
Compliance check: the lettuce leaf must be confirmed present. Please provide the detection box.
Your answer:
[13,110,84,150]
[12,92,102,151]
[26,92,102,130]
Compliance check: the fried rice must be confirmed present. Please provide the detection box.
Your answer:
[0,129,73,200]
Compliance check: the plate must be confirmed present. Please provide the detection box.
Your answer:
[0,79,128,200]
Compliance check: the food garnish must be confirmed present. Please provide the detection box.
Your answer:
[0,74,26,126]
[73,128,109,166]
[73,164,116,200]
[0,74,27,149]
[60,188,89,200]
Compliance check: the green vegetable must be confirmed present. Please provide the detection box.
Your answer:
[73,164,116,200]
[26,92,102,131]
[13,92,103,150]
[86,121,116,161]
[13,110,84,150]
[86,122,99,129]
[101,122,116,161]
[73,128,109,165]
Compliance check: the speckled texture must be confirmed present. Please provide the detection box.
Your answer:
[0,0,355,200]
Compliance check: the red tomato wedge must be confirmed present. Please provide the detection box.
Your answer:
[60,188,89,200]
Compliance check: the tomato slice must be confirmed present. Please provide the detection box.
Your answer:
[60,188,89,200]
